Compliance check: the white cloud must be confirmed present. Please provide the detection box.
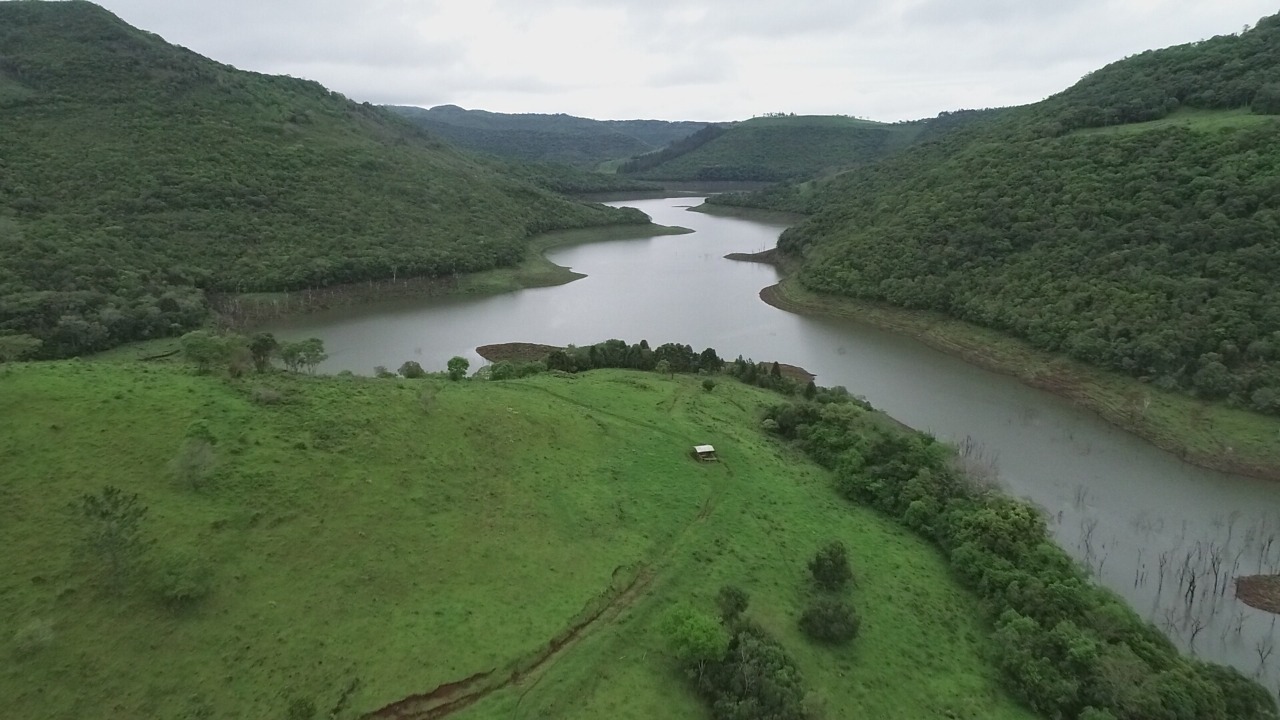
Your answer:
[95,0,1278,121]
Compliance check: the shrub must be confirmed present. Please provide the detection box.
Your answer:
[373,365,397,379]
[808,540,853,590]
[701,378,716,392]
[398,361,426,378]
[489,360,516,380]
[715,585,749,622]
[663,605,728,677]
[446,356,470,380]
[170,438,217,491]
[799,597,860,644]
[149,550,214,609]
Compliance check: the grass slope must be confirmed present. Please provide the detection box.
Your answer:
[0,2,645,358]
[623,115,924,182]
[0,361,1033,720]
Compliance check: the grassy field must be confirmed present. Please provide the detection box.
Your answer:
[761,278,1280,481]
[1072,107,1278,135]
[0,361,1034,720]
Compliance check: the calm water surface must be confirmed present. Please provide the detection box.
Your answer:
[264,197,1280,689]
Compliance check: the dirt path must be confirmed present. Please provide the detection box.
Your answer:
[360,567,655,720]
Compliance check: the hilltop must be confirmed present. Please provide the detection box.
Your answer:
[389,104,708,168]
[0,359,1037,720]
[617,114,926,182]
[716,14,1280,418]
[0,1,649,358]
[3,346,1274,719]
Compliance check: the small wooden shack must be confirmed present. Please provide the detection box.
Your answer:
[693,444,718,462]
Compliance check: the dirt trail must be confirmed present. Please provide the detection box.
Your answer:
[359,567,654,720]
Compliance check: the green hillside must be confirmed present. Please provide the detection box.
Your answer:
[389,105,707,167]
[718,15,1280,416]
[0,1,648,359]
[1,359,1038,720]
[619,115,925,181]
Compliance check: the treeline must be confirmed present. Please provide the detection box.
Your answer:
[761,395,1278,719]
[0,2,647,359]
[620,118,919,182]
[504,338,830,399]
[543,339,724,375]
[389,105,708,167]
[617,124,728,174]
[1044,15,1280,133]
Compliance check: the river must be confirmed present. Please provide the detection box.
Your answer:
[263,196,1280,690]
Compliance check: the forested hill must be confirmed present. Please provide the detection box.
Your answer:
[617,115,926,182]
[738,15,1280,415]
[0,1,647,358]
[388,104,707,167]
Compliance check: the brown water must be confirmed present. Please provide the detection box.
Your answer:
[262,196,1280,691]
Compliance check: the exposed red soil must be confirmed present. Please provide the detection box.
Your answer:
[1236,575,1280,614]
[475,342,561,363]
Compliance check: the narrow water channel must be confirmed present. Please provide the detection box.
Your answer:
[263,196,1280,690]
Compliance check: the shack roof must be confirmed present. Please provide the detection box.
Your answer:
[694,445,716,454]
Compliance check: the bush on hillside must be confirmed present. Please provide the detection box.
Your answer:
[808,541,853,590]
[799,597,860,645]
[715,585,750,623]
[149,549,214,610]
[398,361,425,379]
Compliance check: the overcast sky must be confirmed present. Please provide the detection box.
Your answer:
[93,0,1275,122]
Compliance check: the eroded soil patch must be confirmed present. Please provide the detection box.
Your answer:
[1236,575,1280,614]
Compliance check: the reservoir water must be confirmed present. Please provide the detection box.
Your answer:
[263,196,1280,691]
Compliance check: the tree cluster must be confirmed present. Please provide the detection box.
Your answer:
[666,599,814,720]
[543,339,723,376]
[761,394,1278,719]
[180,330,325,376]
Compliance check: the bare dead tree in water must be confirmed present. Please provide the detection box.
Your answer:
[1257,632,1275,679]
[1187,613,1207,654]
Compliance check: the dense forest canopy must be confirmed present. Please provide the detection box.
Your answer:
[717,15,1280,415]
[388,104,707,167]
[0,1,646,358]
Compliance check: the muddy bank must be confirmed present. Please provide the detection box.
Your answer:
[1237,575,1280,614]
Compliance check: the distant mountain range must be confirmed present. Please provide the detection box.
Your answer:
[387,104,710,168]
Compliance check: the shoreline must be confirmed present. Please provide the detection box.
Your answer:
[756,278,1280,483]
[212,222,693,329]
